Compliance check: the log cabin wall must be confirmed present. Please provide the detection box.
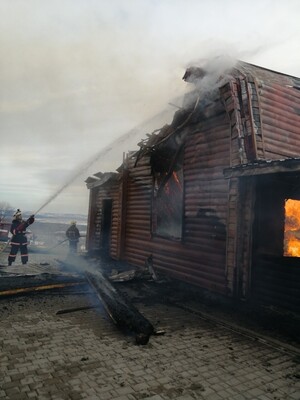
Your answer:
[219,82,247,166]
[111,178,122,259]
[123,155,152,266]
[86,186,98,253]
[235,68,300,309]
[221,64,300,166]
[222,65,300,304]
[123,106,231,295]
[86,179,121,258]
[183,111,230,294]
[258,82,300,159]
[232,64,300,161]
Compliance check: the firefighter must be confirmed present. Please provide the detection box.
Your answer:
[66,221,80,254]
[8,209,35,266]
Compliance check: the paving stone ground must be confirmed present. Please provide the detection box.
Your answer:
[0,251,299,400]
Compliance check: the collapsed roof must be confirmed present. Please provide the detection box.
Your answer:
[133,59,300,174]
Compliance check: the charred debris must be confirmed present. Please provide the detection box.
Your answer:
[0,253,161,345]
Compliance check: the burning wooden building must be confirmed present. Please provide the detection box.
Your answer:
[85,61,300,311]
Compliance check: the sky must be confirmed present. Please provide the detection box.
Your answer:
[0,0,300,216]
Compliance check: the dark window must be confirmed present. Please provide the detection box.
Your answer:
[284,198,300,257]
[152,169,183,240]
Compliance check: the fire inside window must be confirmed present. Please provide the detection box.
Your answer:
[284,199,300,257]
[153,169,183,240]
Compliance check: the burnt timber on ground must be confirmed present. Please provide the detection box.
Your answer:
[0,272,85,296]
[85,269,154,345]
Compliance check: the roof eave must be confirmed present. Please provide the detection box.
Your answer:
[223,158,300,179]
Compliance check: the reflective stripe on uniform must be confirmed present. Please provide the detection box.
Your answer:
[12,230,26,235]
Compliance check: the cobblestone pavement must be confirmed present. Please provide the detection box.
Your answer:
[0,252,299,400]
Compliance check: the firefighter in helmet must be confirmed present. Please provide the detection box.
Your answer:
[66,221,80,254]
[8,209,35,266]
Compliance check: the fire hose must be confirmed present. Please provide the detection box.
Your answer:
[48,239,69,251]
[0,240,10,255]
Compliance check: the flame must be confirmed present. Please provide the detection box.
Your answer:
[284,199,300,257]
[172,171,182,190]
[162,171,182,195]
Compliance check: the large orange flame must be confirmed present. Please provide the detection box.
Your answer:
[284,199,300,257]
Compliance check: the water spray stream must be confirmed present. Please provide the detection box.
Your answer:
[33,57,236,216]
[33,107,172,216]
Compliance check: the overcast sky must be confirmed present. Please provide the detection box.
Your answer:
[1,0,300,216]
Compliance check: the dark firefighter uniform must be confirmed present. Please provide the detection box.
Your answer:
[66,222,80,253]
[8,210,35,266]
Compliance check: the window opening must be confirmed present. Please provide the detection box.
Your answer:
[153,169,183,240]
[284,198,300,257]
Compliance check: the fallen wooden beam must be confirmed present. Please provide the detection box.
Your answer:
[0,281,86,297]
[85,269,155,345]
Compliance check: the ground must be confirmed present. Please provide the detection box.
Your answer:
[0,247,299,400]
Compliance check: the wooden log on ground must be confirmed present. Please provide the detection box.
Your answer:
[85,269,155,345]
[0,282,86,297]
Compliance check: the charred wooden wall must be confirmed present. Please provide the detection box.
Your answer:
[86,186,98,252]
[87,179,121,258]
[86,64,300,309]
[123,109,231,295]
[221,67,300,166]
[183,112,230,293]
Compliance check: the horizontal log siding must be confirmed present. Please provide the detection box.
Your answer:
[124,156,152,264]
[123,112,231,295]
[184,112,230,294]
[258,82,300,158]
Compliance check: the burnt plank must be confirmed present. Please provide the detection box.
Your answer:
[85,269,154,345]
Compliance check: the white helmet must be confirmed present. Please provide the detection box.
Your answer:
[13,209,22,220]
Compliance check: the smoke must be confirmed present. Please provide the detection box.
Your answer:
[193,55,237,84]
[1,0,300,214]
[181,55,239,109]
